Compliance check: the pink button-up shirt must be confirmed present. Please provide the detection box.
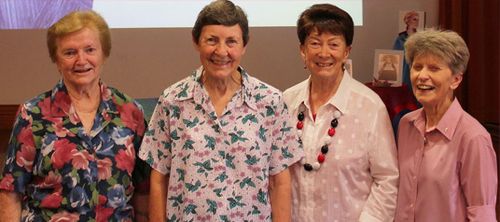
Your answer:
[284,72,399,222]
[395,99,497,222]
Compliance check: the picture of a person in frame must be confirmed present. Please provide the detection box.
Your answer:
[393,10,424,89]
[378,54,399,81]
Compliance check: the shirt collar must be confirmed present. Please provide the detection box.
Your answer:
[410,98,462,140]
[288,70,351,115]
[50,79,118,118]
[328,70,351,115]
[434,98,462,140]
[176,66,258,110]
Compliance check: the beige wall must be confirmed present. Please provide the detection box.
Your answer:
[0,0,438,104]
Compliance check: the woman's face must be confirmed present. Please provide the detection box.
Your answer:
[407,15,419,30]
[195,24,246,80]
[300,31,351,79]
[410,53,462,108]
[55,27,105,90]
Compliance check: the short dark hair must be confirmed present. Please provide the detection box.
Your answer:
[297,4,354,46]
[192,0,249,46]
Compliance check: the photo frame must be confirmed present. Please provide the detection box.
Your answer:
[398,10,425,33]
[373,49,404,87]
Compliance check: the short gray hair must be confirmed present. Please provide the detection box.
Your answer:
[192,0,249,46]
[404,29,470,74]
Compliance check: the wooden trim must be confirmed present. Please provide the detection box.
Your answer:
[0,104,19,131]
[0,104,18,153]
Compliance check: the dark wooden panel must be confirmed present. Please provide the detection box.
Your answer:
[0,104,18,152]
[0,105,18,129]
[0,105,18,173]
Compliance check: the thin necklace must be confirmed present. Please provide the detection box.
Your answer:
[296,107,340,171]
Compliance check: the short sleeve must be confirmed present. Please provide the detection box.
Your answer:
[0,104,35,194]
[268,95,303,175]
[138,94,173,175]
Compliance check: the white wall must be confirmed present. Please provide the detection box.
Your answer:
[0,0,438,104]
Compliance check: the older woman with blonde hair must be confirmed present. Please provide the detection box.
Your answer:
[395,29,497,222]
[0,10,150,221]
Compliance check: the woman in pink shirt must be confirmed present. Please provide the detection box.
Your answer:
[395,29,497,222]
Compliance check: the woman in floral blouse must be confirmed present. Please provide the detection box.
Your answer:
[139,0,303,221]
[0,10,150,221]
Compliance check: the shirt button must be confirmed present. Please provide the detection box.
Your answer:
[412,176,417,180]
[410,203,414,208]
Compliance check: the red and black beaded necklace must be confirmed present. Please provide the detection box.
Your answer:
[296,109,340,171]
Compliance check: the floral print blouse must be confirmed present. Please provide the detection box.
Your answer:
[0,80,150,222]
[139,67,303,222]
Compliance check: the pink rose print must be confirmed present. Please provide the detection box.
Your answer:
[117,102,145,136]
[16,126,36,172]
[52,91,71,116]
[51,139,76,169]
[17,125,34,146]
[52,118,74,137]
[38,97,52,117]
[97,158,113,181]
[116,141,135,175]
[98,194,107,205]
[0,174,15,191]
[71,149,94,170]
[39,92,70,118]
[40,192,63,208]
[37,171,63,192]
[96,205,114,222]
[48,211,80,222]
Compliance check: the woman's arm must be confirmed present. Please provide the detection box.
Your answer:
[0,191,21,222]
[269,168,292,222]
[149,169,168,222]
[460,135,497,222]
[360,106,399,222]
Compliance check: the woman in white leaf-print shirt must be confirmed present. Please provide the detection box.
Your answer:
[138,1,303,221]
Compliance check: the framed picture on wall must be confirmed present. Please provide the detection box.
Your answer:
[398,10,425,33]
[373,49,404,87]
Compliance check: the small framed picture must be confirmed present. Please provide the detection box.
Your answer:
[344,59,353,77]
[373,49,404,87]
[398,10,425,33]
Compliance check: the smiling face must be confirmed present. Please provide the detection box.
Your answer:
[55,27,105,91]
[301,30,351,79]
[195,24,246,80]
[410,53,462,109]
